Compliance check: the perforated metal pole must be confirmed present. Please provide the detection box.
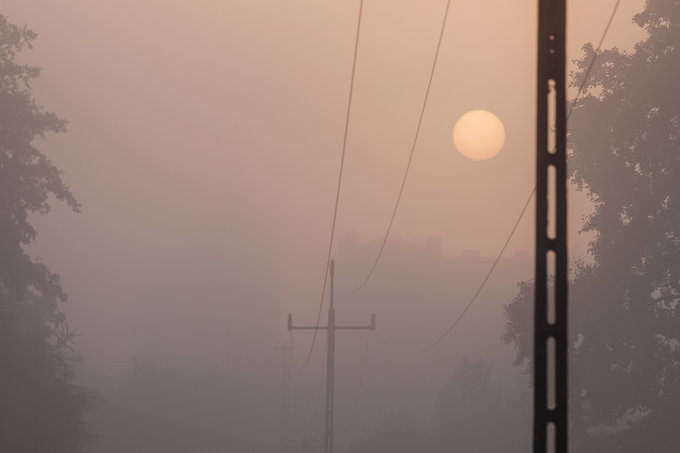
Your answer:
[535,0,568,452]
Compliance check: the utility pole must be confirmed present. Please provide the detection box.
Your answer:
[535,1,567,452]
[288,260,376,453]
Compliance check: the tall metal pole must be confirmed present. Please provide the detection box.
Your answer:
[535,1,568,452]
[288,259,376,453]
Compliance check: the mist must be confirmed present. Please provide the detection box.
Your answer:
[2,0,676,452]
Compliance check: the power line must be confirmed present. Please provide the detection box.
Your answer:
[422,0,622,351]
[302,0,365,368]
[422,188,535,352]
[353,0,453,292]
[570,0,621,116]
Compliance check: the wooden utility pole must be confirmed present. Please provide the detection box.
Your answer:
[535,1,567,452]
[288,260,376,453]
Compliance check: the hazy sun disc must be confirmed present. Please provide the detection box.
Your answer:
[453,110,506,160]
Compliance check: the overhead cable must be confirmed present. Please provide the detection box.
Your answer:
[422,0,622,350]
[301,0,365,368]
[354,0,453,292]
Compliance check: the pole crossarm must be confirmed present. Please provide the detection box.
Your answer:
[288,314,376,331]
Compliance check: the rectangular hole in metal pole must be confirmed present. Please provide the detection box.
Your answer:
[547,421,556,453]
[548,79,556,154]
[548,165,557,239]
[547,250,556,324]
[548,336,556,410]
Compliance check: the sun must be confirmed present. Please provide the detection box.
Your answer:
[452,110,506,160]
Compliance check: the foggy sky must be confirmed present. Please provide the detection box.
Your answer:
[1,2,654,451]
[3,0,646,398]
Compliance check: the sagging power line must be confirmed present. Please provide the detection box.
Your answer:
[303,0,365,368]
[353,0,453,292]
[422,0,622,350]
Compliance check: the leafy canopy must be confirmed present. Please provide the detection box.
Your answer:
[504,1,679,451]
[0,14,92,453]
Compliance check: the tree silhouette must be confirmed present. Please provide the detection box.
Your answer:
[0,15,94,452]
[504,1,679,451]
[343,412,428,453]
[432,358,528,453]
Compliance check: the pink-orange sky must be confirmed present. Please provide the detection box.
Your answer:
[3,0,646,371]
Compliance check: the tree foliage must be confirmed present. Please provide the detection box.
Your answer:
[0,14,93,452]
[504,0,679,451]
[432,358,528,453]
[344,413,427,453]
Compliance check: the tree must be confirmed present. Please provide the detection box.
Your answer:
[343,412,428,453]
[432,358,529,453]
[0,14,93,452]
[504,1,679,451]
